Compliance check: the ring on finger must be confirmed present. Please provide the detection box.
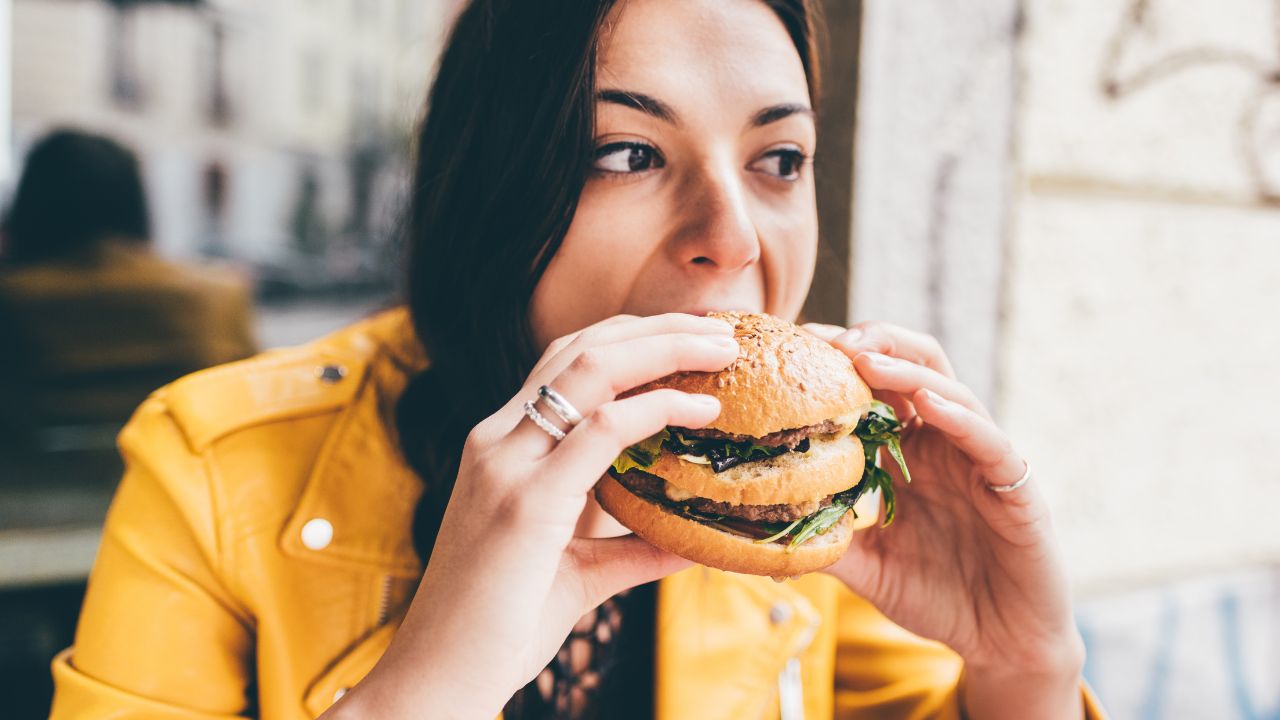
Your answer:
[986,459,1032,493]
[538,384,584,426]
[523,400,567,441]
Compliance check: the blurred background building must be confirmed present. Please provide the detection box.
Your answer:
[9,0,455,341]
[0,0,456,716]
[1,0,1277,718]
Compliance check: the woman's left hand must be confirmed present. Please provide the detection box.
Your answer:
[804,321,1086,719]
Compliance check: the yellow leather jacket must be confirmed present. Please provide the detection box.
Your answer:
[50,309,1104,719]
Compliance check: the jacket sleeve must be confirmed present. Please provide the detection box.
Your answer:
[50,395,256,719]
[832,587,1107,719]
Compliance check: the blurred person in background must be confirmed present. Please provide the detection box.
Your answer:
[0,128,256,451]
[49,2,1105,719]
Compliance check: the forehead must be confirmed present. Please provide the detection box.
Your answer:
[597,0,810,109]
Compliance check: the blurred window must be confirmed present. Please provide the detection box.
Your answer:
[108,7,144,108]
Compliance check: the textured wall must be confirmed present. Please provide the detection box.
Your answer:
[852,3,1280,714]
[1004,0,1280,594]
[850,0,1022,409]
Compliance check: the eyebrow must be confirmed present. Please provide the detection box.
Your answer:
[749,103,814,128]
[596,89,814,129]
[597,89,678,124]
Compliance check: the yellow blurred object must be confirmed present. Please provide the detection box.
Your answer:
[48,308,1103,719]
[0,239,257,435]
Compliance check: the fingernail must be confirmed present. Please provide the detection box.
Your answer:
[704,319,736,334]
[689,394,720,408]
[921,388,950,406]
[706,335,739,350]
[801,323,841,340]
[860,351,894,367]
[839,328,863,344]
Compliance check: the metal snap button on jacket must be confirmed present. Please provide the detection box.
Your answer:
[769,601,793,625]
[301,518,334,550]
[316,364,347,384]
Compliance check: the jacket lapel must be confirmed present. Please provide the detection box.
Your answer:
[655,567,825,720]
[279,310,428,578]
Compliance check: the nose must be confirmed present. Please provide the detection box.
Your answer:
[668,161,760,273]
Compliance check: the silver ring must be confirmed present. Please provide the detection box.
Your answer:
[537,385,583,426]
[986,460,1032,493]
[523,401,566,441]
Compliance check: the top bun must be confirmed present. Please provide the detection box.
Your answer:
[629,312,873,437]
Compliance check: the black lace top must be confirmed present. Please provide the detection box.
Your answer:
[502,581,657,720]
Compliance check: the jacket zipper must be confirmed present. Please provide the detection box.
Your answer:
[375,575,393,626]
[778,657,805,720]
[777,598,822,720]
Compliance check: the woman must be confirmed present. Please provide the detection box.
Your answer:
[51,0,1102,718]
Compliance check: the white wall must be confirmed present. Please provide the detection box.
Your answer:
[853,0,1280,597]
[851,0,1021,410]
[850,4,1280,714]
[1005,0,1280,595]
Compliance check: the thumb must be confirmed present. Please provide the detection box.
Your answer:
[801,322,845,341]
[567,535,693,608]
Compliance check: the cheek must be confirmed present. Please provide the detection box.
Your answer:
[760,183,819,320]
[528,181,664,349]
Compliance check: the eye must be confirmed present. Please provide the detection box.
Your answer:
[593,141,666,174]
[750,148,811,181]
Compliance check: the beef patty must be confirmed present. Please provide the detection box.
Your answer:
[613,470,836,523]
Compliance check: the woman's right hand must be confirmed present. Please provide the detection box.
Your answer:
[325,313,739,719]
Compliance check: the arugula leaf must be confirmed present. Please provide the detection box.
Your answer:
[610,429,670,474]
[786,501,853,551]
[853,402,912,526]
[754,517,804,545]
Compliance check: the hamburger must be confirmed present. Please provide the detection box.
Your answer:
[594,312,911,578]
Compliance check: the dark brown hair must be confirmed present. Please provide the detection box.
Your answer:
[399,0,825,565]
[2,129,150,264]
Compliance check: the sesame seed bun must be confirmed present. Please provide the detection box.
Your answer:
[624,311,873,437]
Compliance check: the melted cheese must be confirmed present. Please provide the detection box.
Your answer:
[664,482,697,501]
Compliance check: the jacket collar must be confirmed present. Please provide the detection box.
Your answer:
[279,308,428,577]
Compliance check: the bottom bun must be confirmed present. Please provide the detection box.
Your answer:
[595,474,854,578]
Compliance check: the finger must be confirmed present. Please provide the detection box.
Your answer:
[912,388,1029,496]
[566,535,693,610]
[870,388,917,432]
[544,389,721,495]
[530,313,735,384]
[832,321,957,379]
[508,333,737,452]
[852,352,991,420]
[801,322,844,341]
[529,314,638,377]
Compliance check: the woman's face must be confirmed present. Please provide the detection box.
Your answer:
[529,0,818,350]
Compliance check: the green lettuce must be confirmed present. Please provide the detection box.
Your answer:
[610,429,669,474]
